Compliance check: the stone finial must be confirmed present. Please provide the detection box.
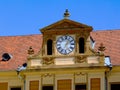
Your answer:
[28,46,34,55]
[64,9,70,19]
[98,43,106,52]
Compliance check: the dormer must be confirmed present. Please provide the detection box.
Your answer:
[40,14,93,56]
[27,10,105,69]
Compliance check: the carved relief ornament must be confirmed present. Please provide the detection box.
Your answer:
[75,55,87,63]
[42,57,54,65]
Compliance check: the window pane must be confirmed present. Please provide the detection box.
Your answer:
[111,84,120,90]
[79,38,84,53]
[11,87,21,90]
[42,86,53,90]
[47,39,53,55]
[75,85,86,90]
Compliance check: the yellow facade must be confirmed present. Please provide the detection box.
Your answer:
[1,67,120,90]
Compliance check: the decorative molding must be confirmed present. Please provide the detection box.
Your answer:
[75,55,87,63]
[42,73,54,77]
[75,72,86,76]
[42,57,55,65]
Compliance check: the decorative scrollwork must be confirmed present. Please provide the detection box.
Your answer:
[75,55,87,63]
[42,57,54,65]
[75,72,86,76]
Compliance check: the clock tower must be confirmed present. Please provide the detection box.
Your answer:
[27,9,104,68]
[26,10,106,90]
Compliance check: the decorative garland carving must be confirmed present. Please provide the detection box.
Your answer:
[42,57,54,65]
[75,55,87,63]
[42,73,54,77]
[75,72,86,76]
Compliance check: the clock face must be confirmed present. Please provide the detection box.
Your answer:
[56,35,75,54]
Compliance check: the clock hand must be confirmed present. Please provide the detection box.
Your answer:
[64,40,69,49]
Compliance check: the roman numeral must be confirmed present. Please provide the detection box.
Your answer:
[61,49,67,54]
[70,46,74,50]
[63,36,67,40]
[57,43,60,46]
[71,43,74,45]
[57,47,61,50]
[70,40,74,43]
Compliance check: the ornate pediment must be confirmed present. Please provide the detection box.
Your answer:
[40,19,93,33]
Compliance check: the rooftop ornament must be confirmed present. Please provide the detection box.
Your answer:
[64,9,70,19]
[28,46,34,55]
[98,43,106,52]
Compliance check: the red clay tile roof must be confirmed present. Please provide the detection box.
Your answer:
[0,30,120,71]
[0,34,42,71]
[91,30,120,65]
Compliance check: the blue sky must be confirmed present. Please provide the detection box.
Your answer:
[0,0,120,36]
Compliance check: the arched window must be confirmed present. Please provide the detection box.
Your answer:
[79,37,85,53]
[47,39,53,55]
